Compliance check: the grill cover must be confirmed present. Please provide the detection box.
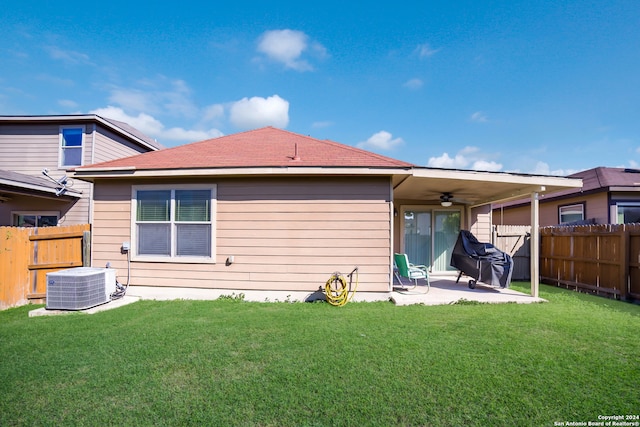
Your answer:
[450,230,513,288]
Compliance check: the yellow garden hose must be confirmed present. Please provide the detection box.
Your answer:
[324,267,359,306]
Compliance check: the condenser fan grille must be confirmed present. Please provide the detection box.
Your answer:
[46,267,116,310]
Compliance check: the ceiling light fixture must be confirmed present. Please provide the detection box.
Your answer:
[440,193,453,207]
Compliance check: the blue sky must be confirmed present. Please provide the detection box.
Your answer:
[1,1,638,175]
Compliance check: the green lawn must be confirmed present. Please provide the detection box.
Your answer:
[1,283,638,426]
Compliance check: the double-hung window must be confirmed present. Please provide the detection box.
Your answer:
[558,203,584,224]
[59,126,84,167]
[132,185,216,262]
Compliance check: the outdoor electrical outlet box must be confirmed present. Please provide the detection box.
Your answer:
[122,242,130,251]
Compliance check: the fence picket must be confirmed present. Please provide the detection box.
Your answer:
[0,224,90,310]
[540,223,640,301]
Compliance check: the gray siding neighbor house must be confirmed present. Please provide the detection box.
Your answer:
[493,167,640,226]
[0,115,162,226]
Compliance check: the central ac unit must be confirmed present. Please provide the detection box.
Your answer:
[46,267,117,310]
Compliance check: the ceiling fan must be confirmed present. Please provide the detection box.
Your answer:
[439,192,474,206]
[440,192,454,207]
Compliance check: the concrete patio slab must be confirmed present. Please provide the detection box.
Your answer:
[27,275,544,317]
[28,295,140,317]
[390,276,546,306]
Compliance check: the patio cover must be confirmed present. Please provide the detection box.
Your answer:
[392,167,583,297]
[392,167,582,207]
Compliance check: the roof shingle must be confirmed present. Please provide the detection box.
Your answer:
[77,127,413,171]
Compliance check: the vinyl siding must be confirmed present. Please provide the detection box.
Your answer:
[91,177,393,292]
[0,121,157,225]
[93,125,155,163]
[493,192,611,226]
[470,205,492,242]
[0,124,61,173]
[0,123,89,224]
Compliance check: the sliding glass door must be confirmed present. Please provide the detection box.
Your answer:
[403,209,460,272]
[403,211,431,270]
[433,211,460,271]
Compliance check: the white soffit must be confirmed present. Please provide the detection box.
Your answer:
[395,168,583,207]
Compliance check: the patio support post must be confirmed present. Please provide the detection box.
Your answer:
[530,191,540,298]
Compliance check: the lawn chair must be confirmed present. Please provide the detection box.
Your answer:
[393,253,430,291]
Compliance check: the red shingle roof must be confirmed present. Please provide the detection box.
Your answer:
[78,127,413,171]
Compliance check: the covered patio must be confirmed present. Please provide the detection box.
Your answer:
[389,274,544,306]
[391,167,583,298]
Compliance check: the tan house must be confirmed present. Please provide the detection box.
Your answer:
[0,115,162,226]
[72,127,581,294]
[493,167,640,227]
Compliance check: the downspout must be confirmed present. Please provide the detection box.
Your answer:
[88,124,96,266]
[88,124,96,224]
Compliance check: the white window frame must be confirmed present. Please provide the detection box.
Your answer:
[615,202,640,224]
[131,184,217,263]
[59,125,85,168]
[12,211,60,227]
[558,203,585,224]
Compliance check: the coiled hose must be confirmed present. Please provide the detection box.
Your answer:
[324,267,359,306]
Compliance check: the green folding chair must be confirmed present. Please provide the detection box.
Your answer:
[393,253,430,292]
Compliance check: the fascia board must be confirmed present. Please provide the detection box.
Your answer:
[72,166,413,179]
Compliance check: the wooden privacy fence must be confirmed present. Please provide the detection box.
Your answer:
[492,225,531,280]
[0,224,90,310]
[540,224,640,301]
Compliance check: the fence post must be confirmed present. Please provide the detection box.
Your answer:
[621,226,629,300]
[82,230,91,267]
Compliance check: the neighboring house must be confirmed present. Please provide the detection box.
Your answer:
[72,127,581,293]
[0,115,162,226]
[492,167,640,226]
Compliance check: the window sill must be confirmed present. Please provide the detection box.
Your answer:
[131,255,216,264]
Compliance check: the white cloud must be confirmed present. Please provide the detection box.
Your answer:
[403,78,423,90]
[414,43,439,58]
[202,104,225,122]
[90,106,222,142]
[427,152,469,169]
[470,111,488,123]
[357,131,403,151]
[472,160,502,172]
[256,29,325,71]
[108,88,154,114]
[46,46,93,65]
[427,146,503,171]
[229,95,289,129]
[162,127,223,142]
[530,161,577,176]
[107,78,197,118]
[91,106,164,135]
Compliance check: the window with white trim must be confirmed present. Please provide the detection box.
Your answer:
[616,203,640,224]
[132,185,216,262]
[59,126,84,167]
[559,203,584,224]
